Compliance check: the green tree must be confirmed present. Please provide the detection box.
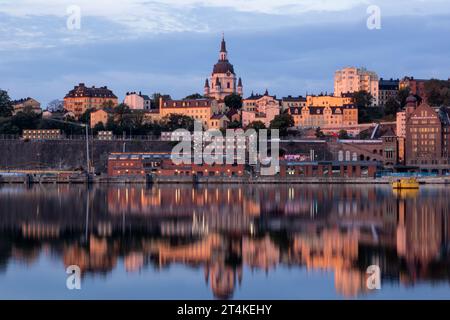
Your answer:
[224,93,243,110]
[424,79,450,107]
[79,108,94,124]
[101,100,116,109]
[246,121,266,131]
[0,89,13,118]
[92,122,106,133]
[397,88,411,108]
[227,120,242,129]
[269,113,294,136]
[353,90,373,108]
[315,127,325,138]
[161,114,195,132]
[338,129,349,139]
[184,93,204,100]
[10,108,41,132]
[384,97,401,117]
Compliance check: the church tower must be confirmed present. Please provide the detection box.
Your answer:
[204,35,243,101]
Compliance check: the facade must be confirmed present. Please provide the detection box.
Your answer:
[22,129,62,140]
[288,104,358,128]
[124,92,152,110]
[399,77,427,98]
[12,98,42,114]
[204,36,243,101]
[97,131,113,140]
[208,114,230,130]
[306,95,353,107]
[378,78,399,107]
[242,91,280,127]
[281,96,306,111]
[64,83,118,118]
[90,108,113,128]
[159,97,225,129]
[279,161,378,178]
[334,67,379,106]
[108,152,245,177]
[404,95,450,172]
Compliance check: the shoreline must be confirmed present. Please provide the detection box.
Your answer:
[1,174,450,185]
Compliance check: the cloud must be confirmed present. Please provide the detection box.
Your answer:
[1,0,450,50]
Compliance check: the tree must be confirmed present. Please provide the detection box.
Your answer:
[101,100,116,109]
[0,89,13,118]
[384,97,401,117]
[46,99,64,112]
[424,79,450,107]
[269,113,294,137]
[161,114,195,132]
[184,93,203,100]
[315,127,325,138]
[224,93,243,110]
[246,121,266,131]
[93,122,106,133]
[338,129,349,139]
[397,88,411,108]
[10,108,41,132]
[353,90,373,108]
[227,120,242,129]
[79,108,94,124]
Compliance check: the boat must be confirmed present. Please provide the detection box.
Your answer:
[392,178,419,189]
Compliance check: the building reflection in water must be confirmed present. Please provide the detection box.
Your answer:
[0,184,449,299]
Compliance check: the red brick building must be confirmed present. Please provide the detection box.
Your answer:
[404,95,450,174]
[279,161,378,178]
[108,152,245,177]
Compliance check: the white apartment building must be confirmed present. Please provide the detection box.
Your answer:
[124,92,152,110]
[334,67,379,106]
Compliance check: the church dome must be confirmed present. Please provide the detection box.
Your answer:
[212,60,235,74]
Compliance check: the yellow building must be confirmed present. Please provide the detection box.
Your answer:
[64,83,118,118]
[288,105,358,128]
[306,95,354,107]
[159,98,225,129]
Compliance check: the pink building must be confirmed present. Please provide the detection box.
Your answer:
[242,90,280,127]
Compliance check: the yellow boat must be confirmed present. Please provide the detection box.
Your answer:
[391,178,419,189]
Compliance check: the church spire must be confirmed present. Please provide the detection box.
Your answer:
[220,33,227,61]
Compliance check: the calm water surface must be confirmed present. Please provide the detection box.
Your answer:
[0,184,449,300]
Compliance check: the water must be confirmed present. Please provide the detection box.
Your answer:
[0,184,449,300]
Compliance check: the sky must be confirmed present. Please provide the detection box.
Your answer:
[1,0,450,107]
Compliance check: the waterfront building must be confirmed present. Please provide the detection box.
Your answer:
[124,91,152,110]
[107,152,245,177]
[203,35,243,101]
[242,90,280,127]
[334,67,379,106]
[22,129,62,140]
[64,83,118,118]
[11,97,42,115]
[379,78,399,107]
[403,94,450,173]
[279,160,378,178]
